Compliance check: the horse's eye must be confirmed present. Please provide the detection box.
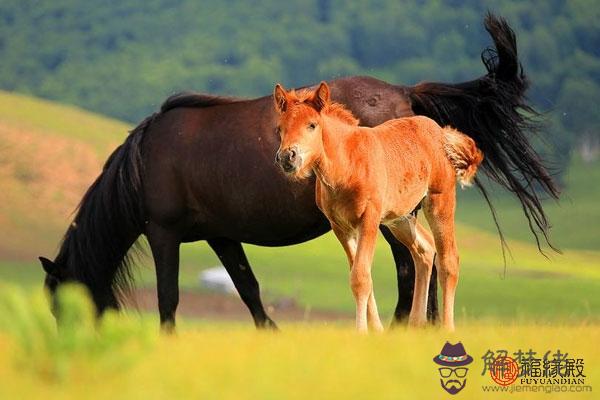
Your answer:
[275,126,282,135]
[308,122,317,130]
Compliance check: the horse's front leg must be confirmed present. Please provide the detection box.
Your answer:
[146,222,181,334]
[207,238,277,330]
[351,209,382,333]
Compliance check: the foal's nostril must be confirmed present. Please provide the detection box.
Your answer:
[289,149,296,160]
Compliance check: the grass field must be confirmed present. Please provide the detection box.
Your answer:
[0,286,598,400]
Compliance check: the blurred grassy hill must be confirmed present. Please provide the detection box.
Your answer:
[1,91,599,321]
[0,90,128,259]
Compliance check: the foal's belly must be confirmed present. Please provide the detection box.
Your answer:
[381,183,429,223]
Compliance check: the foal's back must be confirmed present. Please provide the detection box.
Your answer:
[360,116,457,214]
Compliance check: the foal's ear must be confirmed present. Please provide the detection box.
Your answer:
[274,83,288,113]
[311,81,330,111]
[39,256,56,275]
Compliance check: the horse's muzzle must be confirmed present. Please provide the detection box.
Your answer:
[276,146,301,173]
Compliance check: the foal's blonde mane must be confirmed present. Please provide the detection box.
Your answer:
[322,103,359,126]
[286,88,359,126]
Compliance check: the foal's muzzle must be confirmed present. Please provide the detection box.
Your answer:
[276,146,301,173]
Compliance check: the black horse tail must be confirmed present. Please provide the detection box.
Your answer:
[407,12,559,253]
[50,113,156,309]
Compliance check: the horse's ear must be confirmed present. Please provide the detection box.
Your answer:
[312,81,330,111]
[274,83,288,113]
[39,256,55,275]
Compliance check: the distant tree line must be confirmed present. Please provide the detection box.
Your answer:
[1,0,599,173]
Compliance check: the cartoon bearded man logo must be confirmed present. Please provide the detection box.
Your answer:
[433,342,473,395]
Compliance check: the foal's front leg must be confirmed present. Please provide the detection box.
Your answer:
[352,209,382,333]
[333,224,383,333]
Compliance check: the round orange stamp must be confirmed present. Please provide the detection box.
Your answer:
[490,356,519,386]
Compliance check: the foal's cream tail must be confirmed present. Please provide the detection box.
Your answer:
[442,126,484,188]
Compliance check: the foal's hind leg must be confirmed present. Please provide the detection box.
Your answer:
[388,217,435,327]
[423,192,459,331]
[207,238,277,330]
[380,227,439,326]
[146,222,181,334]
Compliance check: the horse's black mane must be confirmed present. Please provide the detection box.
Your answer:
[53,92,246,308]
[55,115,150,308]
[160,92,244,113]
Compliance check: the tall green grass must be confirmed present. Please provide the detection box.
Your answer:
[0,285,598,399]
[0,284,155,380]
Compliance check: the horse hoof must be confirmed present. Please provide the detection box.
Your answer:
[257,318,279,331]
[160,321,176,335]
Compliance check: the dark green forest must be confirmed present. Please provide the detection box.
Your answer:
[1,0,599,171]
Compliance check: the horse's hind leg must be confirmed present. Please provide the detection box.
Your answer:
[423,192,459,331]
[146,222,181,334]
[208,238,277,330]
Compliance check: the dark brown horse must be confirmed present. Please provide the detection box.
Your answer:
[39,14,557,331]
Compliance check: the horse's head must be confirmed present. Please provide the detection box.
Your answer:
[39,256,71,314]
[274,82,330,179]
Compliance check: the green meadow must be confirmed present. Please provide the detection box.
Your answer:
[0,285,598,400]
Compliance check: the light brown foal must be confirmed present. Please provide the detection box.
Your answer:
[274,82,483,332]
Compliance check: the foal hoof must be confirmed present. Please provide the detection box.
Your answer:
[408,316,428,328]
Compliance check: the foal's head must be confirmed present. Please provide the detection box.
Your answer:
[274,82,330,178]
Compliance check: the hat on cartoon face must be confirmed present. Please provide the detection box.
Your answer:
[433,342,473,367]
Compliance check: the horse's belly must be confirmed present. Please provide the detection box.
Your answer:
[181,187,331,246]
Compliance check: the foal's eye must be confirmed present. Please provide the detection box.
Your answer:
[307,122,317,130]
[275,126,282,135]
